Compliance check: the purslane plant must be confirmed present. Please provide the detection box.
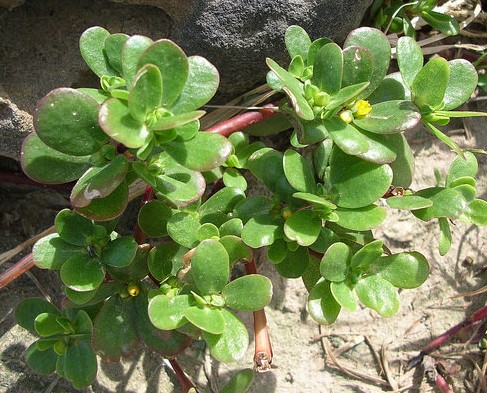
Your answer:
[12,24,487,390]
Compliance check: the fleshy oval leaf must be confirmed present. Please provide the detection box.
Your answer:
[222,274,273,311]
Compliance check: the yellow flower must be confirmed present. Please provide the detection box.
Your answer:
[339,110,354,124]
[127,282,140,297]
[351,99,371,118]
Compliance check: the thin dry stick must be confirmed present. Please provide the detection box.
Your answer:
[365,336,385,377]
[381,345,399,391]
[332,336,365,358]
[25,270,53,303]
[472,351,487,393]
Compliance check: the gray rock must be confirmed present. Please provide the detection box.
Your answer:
[0,98,32,160]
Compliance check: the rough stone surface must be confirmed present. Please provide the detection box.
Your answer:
[0,98,32,160]
[0,0,372,161]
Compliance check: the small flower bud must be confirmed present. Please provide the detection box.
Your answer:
[339,110,354,124]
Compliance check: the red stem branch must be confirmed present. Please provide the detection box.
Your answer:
[0,253,35,288]
[245,257,273,372]
[168,358,196,393]
[203,104,278,137]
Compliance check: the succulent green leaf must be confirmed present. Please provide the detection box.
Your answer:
[241,213,282,248]
[274,245,309,278]
[60,254,105,292]
[463,199,487,226]
[354,131,400,165]
[148,294,193,330]
[329,148,393,208]
[295,118,329,145]
[320,242,351,282]
[307,37,333,65]
[148,242,186,281]
[15,298,61,334]
[325,82,369,110]
[367,73,409,104]
[192,239,230,294]
[79,26,117,77]
[70,155,128,208]
[163,132,232,172]
[104,33,129,74]
[412,187,468,221]
[99,98,149,148]
[128,64,163,122]
[184,306,225,334]
[167,211,200,248]
[283,149,316,193]
[312,43,343,95]
[137,200,172,237]
[266,58,314,120]
[350,239,383,270]
[355,276,399,317]
[33,234,86,270]
[285,25,312,61]
[344,27,391,99]
[309,227,340,254]
[25,343,58,375]
[101,237,138,267]
[223,168,248,191]
[92,295,139,361]
[353,100,421,134]
[203,309,249,362]
[222,275,272,311]
[219,369,254,393]
[442,60,478,110]
[397,36,423,88]
[423,121,464,158]
[21,134,91,184]
[34,313,66,337]
[446,151,478,186]
[219,218,244,237]
[75,181,128,221]
[149,110,205,131]
[288,55,305,77]
[335,205,386,231]
[268,239,288,264]
[199,186,246,227]
[34,88,109,156]
[197,223,219,241]
[233,196,272,223]
[170,55,219,114]
[292,192,336,210]
[219,236,252,264]
[55,209,104,246]
[421,10,460,36]
[138,39,189,107]
[323,117,369,156]
[438,217,452,256]
[342,46,373,87]
[284,210,321,247]
[63,340,98,389]
[330,281,357,312]
[412,57,450,109]
[307,278,341,324]
[388,134,414,188]
[370,252,429,289]
[386,195,433,210]
[122,35,154,86]
[451,184,476,203]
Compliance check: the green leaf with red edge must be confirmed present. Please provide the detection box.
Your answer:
[312,43,343,95]
[163,132,232,172]
[99,98,149,148]
[202,309,249,362]
[70,155,128,208]
[75,180,129,221]
[104,33,129,74]
[353,100,421,134]
[80,26,118,78]
[344,27,391,99]
[355,275,399,317]
[412,57,450,109]
[63,340,98,389]
[222,274,272,311]
[34,88,109,156]
[15,298,61,334]
[184,306,225,334]
[92,295,140,362]
[122,35,153,86]
[128,64,162,122]
[191,239,230,295]
[133,292,191,356]
[170,55,219,114]
[342,46,373,87]
[21,134,91,184]
[307,278,341,324]
[60,254,105,292]
[33,233,86,270]
[137,39,189,107]
[329,148,393,208]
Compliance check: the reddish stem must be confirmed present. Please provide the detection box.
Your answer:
[435,373,454,393]
[406,305,487,370]
[0,253,35,288]
[245,257,273,372]
[203,104,278,137]
[0,170,73,191]
[168,358,196,393]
